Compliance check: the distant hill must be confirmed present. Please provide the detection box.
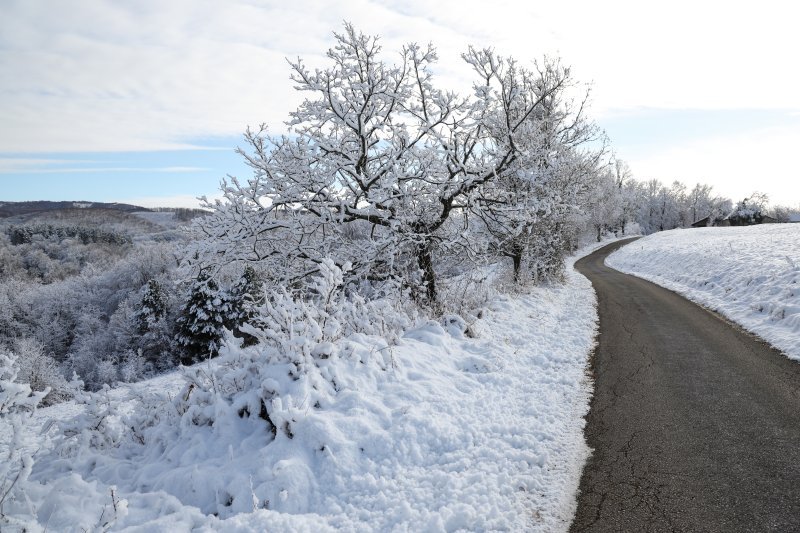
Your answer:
[0,202,210,241]
[0,200,148,218]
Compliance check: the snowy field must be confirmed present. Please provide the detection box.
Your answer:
[607,224,800,361]
[0,244,613,532]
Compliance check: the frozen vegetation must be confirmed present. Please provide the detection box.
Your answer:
[0,244,611,531]
[607,224,800,361]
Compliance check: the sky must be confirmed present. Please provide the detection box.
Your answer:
[1,0,799,208]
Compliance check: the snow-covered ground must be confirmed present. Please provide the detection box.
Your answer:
[1,243,613,532]
[607,224,800,361]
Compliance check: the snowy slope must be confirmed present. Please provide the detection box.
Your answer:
[1,244,609,532]
[607,225,800,361]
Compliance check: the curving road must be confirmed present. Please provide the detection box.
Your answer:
[570,239,800,532]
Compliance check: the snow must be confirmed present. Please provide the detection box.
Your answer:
[0,243,612,531]
[607,224,800,361]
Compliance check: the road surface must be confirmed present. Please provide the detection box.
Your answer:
[570,239,800,532]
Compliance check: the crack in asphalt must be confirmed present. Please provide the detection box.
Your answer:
[569,239,800,532]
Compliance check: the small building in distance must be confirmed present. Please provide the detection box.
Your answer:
[691,215,729,228]
[691,213,779,228]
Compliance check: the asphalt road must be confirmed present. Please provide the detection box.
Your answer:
[570,239,800,532]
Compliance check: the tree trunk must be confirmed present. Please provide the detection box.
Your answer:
[416,242,437,304]
[512,253,522,283]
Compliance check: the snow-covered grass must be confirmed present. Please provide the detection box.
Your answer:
[607,224,800,361]
[0,244,611,531]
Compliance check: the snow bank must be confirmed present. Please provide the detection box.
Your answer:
[1,247,605,531]
[607,225,800,361]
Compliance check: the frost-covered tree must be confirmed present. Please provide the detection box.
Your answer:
[585,170,623,242]
[771,203,800,223]
[468,51,603,280]
[609,159,643,235]
[135,279,167,333]
[687,183,713,225]
[638,180,667,231]
[605,175,734,234]
[190,24,575,304]
[227,265,264,345]
[175,271,230,364]
[730,192,769,225]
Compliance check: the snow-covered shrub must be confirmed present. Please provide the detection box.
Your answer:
[95,359,120,387]
[119,349,149,383]
[248,259,410,348]
[0,352,48,419]
[10,338,70,405]
[59,383,126,453]
[0,352,48,523]
[55,259,413,517]
[437,267,494,318]
[522,220,571,284]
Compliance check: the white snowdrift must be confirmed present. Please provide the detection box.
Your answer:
[1,245,608,532]
[607,224,800,361]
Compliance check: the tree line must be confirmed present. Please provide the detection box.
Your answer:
[7,223,132,246]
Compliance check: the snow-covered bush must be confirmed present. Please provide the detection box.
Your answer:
[245,259,410,350]
[9,338,70,405]
[0,352,48,524]
[59,383,126,453]
[437,267,495,318]
[0,352,48,419]
[119,349,149,383]
[47,259,412,518]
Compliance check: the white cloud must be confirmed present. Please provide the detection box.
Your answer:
[3,0,798,154]
[0,158,93,171]
[0,162,207,174]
